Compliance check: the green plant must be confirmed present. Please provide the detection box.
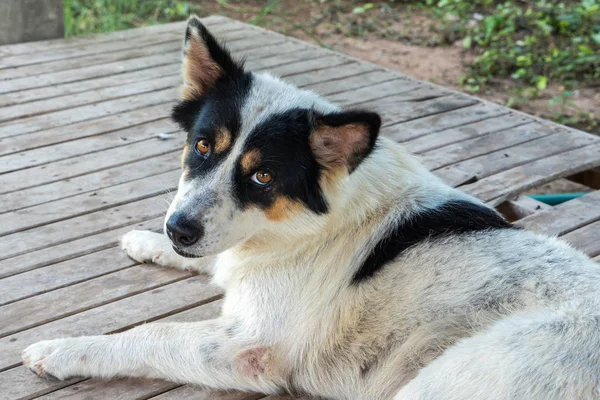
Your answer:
[429,0,600,91]
[63,0,191,37]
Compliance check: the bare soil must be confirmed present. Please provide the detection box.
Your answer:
[195,0,598,135]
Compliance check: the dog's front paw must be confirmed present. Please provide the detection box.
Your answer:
[22,339,78,381]
[121,229,171,265]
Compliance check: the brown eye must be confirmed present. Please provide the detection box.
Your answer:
[251,170,273,185]
[195,138,211,155]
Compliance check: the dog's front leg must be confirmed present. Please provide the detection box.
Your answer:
[120,230,209,272]
[22,319,285,394]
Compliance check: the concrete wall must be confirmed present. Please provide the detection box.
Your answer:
[0,0,64,45]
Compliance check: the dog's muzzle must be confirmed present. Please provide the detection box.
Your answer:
[166,212,204,254]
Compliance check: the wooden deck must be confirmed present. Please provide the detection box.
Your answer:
[1,15,600,400]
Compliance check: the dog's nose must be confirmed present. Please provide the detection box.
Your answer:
[166,214,202,247]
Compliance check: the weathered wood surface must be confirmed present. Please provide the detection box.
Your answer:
[1,15,600,400]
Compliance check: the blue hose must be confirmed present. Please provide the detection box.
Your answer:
[528,193,587,206]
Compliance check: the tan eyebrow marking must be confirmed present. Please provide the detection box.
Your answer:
[214,127,232,153]
[240,149,262,174]
[181,144,191,179]
[265,196,302,221]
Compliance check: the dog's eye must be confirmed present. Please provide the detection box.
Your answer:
[251,170,273,186]
[195,138,211,156]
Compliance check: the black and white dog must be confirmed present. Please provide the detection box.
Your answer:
[23,17,600,400]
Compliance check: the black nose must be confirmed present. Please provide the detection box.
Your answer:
[166,213,203,247]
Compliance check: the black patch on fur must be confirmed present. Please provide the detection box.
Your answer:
[172,19,251,178]
[233,108,329,215]
[352,200,516,283]
[172,73,252,178]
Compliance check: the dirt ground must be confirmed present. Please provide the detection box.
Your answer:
[195,0,598,135]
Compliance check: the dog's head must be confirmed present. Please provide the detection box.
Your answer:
[165,16,381,257]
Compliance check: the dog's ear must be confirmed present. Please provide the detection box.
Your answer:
[180,16,243,100]
[310,110,381,173]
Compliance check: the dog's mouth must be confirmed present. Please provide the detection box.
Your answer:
[172,246,203,258]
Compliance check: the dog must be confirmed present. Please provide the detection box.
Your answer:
[22,16,600,400]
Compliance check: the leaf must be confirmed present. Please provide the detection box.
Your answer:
[352,7,365,14]
[483,15,499,44]
[462,36,472,48]
[592,33,600,45]
[578,44,594,55]
[536,76,548,90]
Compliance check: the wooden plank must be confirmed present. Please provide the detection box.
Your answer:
[365,94,477,127]
[0,52,179,94]
[433,166,477,188]
[0,19,244,69]
[0,33,295,108]
[0,19,192,57]
[0,195,168,260]
[517,191,600,236]
[1,133,183,195]
[0,117,177,173]
[0,247,133,305]
[500,195,552,220]
[0,49,345,142]
[400,110,529,153]
[32,301,223,400]
[436,128,599,182]
[248,49,330,71]
[0,21,262,94]
[0,16,232,58]
[0,296,223,399]
[421,122,543,170]
[0,51,175,94]
[0,264,191,336]
[561,220,600,258]
[1,34,182,78]
[269,55,350,79]
[0,276,221,370]
[0,169,179,236]
[463,142,600,204]
[327,78,424,107]
[304,68,391,96]
[285,61,372,88]
[0,217,163,279]
[38,379,180,400]
[0,64,177,108]
[150,387,263,400]
[0,151,179,213]
[0,87,178,139]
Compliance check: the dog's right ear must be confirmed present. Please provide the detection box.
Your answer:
[180,16,243,101]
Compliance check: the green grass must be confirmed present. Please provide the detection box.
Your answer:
[431,0,600,90]
[63,0,192,37]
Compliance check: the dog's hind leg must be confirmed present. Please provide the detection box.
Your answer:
[394,301,600,400]
[120,230,209,272]
[22,318,287,394]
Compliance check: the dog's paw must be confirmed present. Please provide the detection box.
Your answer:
[121,230,171,265]
[22,339,76,381]
[121,230,202,271]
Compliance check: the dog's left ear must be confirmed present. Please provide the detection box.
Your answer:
[310,110,381,173]
[180,16,243,101]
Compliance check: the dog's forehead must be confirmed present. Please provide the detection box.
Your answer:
[183,72,339,178]
[237,73,338,142]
